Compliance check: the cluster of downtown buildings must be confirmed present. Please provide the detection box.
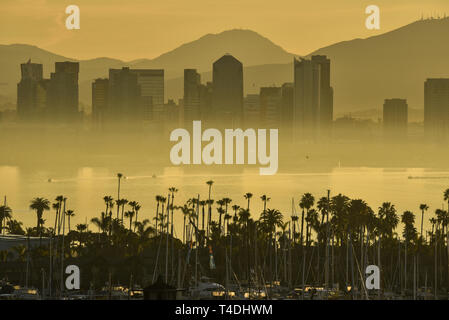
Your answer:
[15,55,449,142]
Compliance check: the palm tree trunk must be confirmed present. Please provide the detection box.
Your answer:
[300,209,305,246]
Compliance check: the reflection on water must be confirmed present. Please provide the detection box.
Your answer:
[0,165,447,235]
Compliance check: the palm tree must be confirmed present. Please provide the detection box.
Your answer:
[169,187,178,237]
[52,202,60,235]
[232,204,240,220]
[124,210,135,231]
[444,188,449,216]
[261,208,284,237]
[55,195,64,234]
[160,197,168,233]
[378,202,399,239]
[29,197,50,231]
[317,196,330,225]
[419,204,429,238]
[299,193,315,246]
[221,198,232,234]
[401,210,417,291]
[0,205,12,235]
[238,208,251,228]
[244,193,253,211]
[206,180,214,201]
[103,196,114,222]
[261,195,271,214]
[7,219,24,235]
[66,210,75,233]
[91,212,109,234]
[291,215,299,243]
[206,180,214,237]
[216,199,225,232]
[118,198,128,224]
[134,204,141,231]
[116,173,123,218]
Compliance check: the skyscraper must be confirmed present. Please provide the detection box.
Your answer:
[281,82,294,143]
[383,98,408,139]
[47,61,79,121]
[260,87,282,129]
[183,69,202,124]
[92,78,109,129]
[109,68,164,125]
[212,54,243,128]
[131,69,164,107]
[243,94,260,128]
[312,55,333,133]
[293,58,321,141]
[108,67,143,122]
[293,55,333,142]
[424,79,449,141]
[17,60,46,120]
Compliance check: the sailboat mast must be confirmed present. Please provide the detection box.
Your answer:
[60,198,66,298]
[325,189,330,291]
[165,192,170,283]
[195,194,199,287]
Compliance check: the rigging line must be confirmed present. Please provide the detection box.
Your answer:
[351,242,369,300]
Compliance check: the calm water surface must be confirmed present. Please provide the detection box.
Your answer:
[1,166,448,236]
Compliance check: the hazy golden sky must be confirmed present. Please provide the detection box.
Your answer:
[2,0,449,61]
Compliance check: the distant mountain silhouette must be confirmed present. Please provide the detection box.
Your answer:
[1,19,449,114]
[130,29,294,73]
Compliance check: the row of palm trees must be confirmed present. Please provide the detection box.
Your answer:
[2,181,449,298]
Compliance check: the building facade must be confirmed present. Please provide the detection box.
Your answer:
[383,98,408,139]
[424,79,449,141]
[212,54,243,128]
[293,55,333,142]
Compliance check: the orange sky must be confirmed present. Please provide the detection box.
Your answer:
[1,0,449,61]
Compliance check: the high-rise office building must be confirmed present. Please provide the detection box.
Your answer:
[281,82,294,142]
[424,79,449,141]
[243,94,260,128]
[293,56,333,142]
[17,60,46,120]
[92,78,109,128]
[312,55,333,132]
[184,69,202,123]
[20,60,43,81]
[383,98,408,139]
[260,87,282,129]
[109,68,164,123]
[108,67,143,122]
[47,61,79,121]
[293,58,321,141]
[131,69,164,106]
[199,81,213,122]
[212,54,243,128]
